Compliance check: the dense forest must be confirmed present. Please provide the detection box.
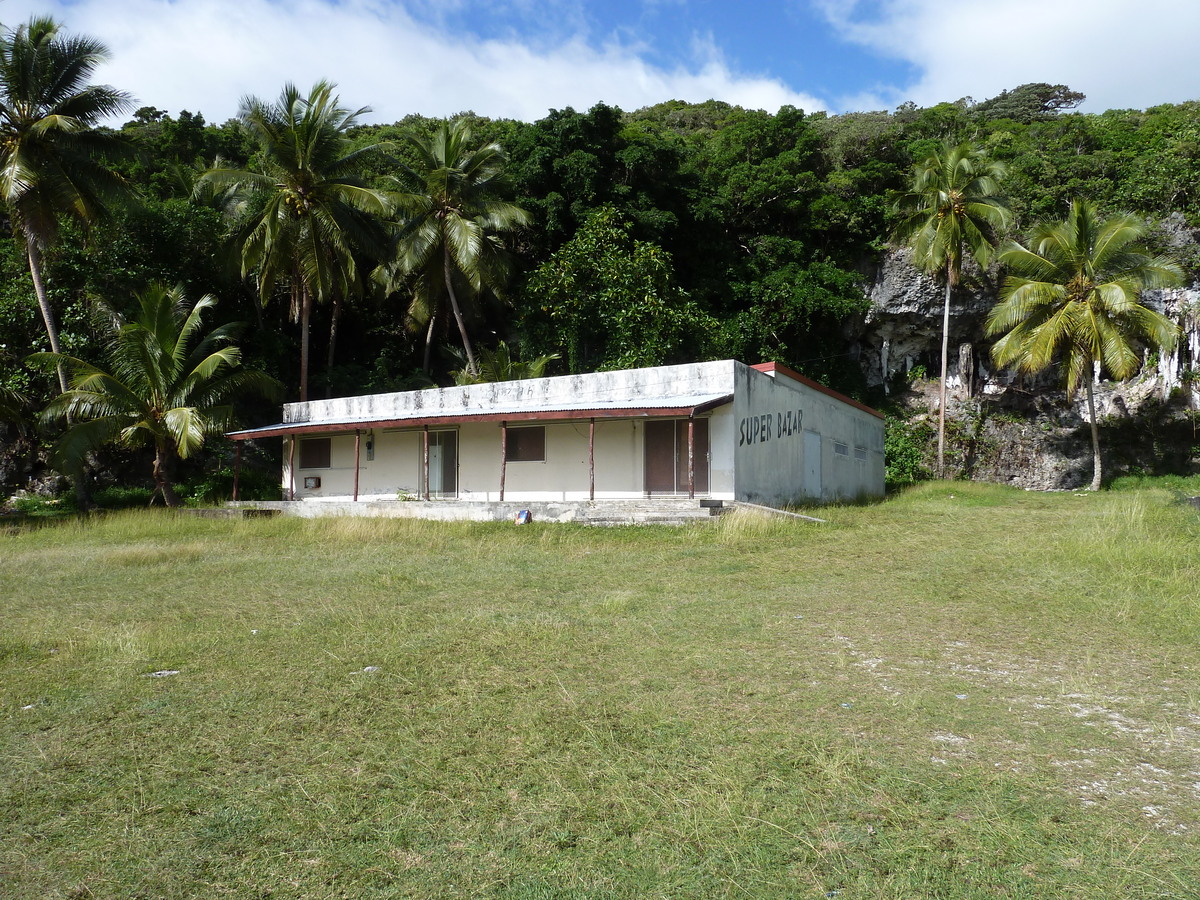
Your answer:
[2,17,1198,503]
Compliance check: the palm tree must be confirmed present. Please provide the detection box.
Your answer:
[0,385,30,432]
[450,341,559,385]
[0,16,132,392]
[29,284,281,506]
[985,200,1182,490]
[893,142,1010,477]
[389,119,529,375]
[198,81,390,401]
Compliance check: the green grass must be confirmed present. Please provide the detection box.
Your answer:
[3,483,1199,898]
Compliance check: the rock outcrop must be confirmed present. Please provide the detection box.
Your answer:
[855,243,1200,489]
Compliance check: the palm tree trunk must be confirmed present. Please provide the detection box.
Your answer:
[444,246,478,375]
[299,283,312,402]
[326,294,342,399]
[423,309,439,374]
[937,276,952,479]
[28,235,89,505]
[1086,377,1102,491]
[26,238,69,394]
[153,441,181,508]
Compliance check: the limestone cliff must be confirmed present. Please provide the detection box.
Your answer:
[854,244,1200,489]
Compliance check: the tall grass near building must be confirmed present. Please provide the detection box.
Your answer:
[2,483,1198,898]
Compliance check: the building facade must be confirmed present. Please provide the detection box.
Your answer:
[229,360,885,507]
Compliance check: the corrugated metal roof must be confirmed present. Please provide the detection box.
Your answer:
[228,393,734,440]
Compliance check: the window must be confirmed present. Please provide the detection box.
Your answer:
[854,446,867,461]
[833,441,849,457]
[299,437,331,469]
[507,426,546,461]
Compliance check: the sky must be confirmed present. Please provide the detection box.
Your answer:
[1,0,1197,126]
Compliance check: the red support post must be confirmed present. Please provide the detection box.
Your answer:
[499,421,508,502]
[423,425,430,500]
[287,437,296,501]
[353,430,361,502]
[589,417,595,501]
[232,442,242,501]
[687,417,695,499]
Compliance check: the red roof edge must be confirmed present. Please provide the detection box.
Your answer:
[751,362,884,420]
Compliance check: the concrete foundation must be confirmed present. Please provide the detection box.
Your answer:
[225,498,733,525]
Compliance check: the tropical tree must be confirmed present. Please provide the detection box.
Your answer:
[29,284,281,506]
[0,16,132,391]
[986,200,1182,490]
[389,118,530,375]
[450,341,559,385]
[893,142,1010,476]
[522,206,715,373]
[198,81,390,401]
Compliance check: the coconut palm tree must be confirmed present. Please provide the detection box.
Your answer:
[893,142,1010,477]
[30,284,281,506]
[0,16,132,392]
[389,119,529,375]
[198,81,390,401]
[450,341,559,385]
[0,385,30,432]
[986,200,1182,490]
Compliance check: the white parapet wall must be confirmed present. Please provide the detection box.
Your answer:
[283,360,739,427]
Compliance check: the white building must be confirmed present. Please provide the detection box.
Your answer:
[228,360,885,509]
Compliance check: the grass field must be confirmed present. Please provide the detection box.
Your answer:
[3,482,1199,899]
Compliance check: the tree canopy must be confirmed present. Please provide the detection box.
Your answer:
[4,15,1200,498]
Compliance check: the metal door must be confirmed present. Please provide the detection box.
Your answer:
[803,430,822,501]
[644,419,710,494]
[644,420,677,494]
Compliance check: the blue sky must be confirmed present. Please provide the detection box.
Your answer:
[1,0,1196,125]
[408,0,916,105]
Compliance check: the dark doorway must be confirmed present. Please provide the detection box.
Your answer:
[644,419,709,495]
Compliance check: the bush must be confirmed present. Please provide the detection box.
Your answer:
[4,492,77,517]
[181,466,282,505]
[885,415,933,490]
[92,485,155,509]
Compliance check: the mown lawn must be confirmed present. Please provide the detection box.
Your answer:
[2,482,1199,899]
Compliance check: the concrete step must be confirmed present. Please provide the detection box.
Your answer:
[583,499,727,525]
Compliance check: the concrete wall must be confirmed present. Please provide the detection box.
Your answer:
[285,415,734,502]
[284,359,739,426]
[285,429,426,500]
[731,365,884,505]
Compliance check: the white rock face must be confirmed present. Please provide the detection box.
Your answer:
[858,247,1002,395]
[856,242,1200,489]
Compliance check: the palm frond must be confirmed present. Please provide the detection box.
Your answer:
[988,199,1184,395]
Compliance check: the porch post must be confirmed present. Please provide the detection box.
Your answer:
[423,425,430,500]
[353,430,361,502]
[287,436,296,501]
[232,442,242,501]
[499,421,508,502]
[687,417,695,499]
[589,417,595,501]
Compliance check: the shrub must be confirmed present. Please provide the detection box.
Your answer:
[885,415,933,490]
[92,485,154,509]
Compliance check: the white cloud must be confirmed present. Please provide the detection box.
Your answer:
[815,0,1200,113]
[0,0,824,124]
